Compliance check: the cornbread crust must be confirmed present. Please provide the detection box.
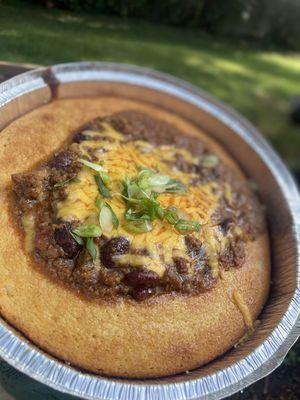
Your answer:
[0,98,270,378]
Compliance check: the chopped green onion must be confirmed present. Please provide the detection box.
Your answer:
[124,220,153,234]
[99,203,119,232]
[125,208,151,221]
[202,154,219,169]
[70,231,84,245]
[95,196,103,210]
[72,224,102,238]
[99,171,110,185]
[86,237,98,261]
[136,167,186,194]
[148,173,170,192]
[175,219,201,233]
[157,206,165,220]
[105,203,119,229]
[94,175,111,198]
[138,168,154,189]
[96,197,119,231]
[120,168,187,232]
[127,182,148,199]
[164,206,179,225]
[99,205,113,232]
[79,158,106,172]
[163,178,187,193]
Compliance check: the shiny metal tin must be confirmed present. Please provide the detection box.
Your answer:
[0,62,299,400]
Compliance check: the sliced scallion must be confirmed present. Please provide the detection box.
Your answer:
[70,231,84,246]
[72,224,102,238]
[124,220,153,234]
[163,178,187,193]
[86,237,98,261]
[99,170,110,185]
[201,154,219,169]
[175,219,201,233]
[125,208,151,221]
[99,205,113,232]
[79,158,106,173]
[96,198,119,231]
[94,175,111,198]
[105,203,119,229]
[164,206,179,225]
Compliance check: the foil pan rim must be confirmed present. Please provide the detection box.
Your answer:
[0,61,299,400]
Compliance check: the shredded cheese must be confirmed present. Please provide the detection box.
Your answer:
[22,213,35,252]
[56,123,229,276]
[232,290,253,328]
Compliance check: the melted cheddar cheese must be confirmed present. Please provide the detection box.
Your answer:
[233,290,253,328]
[22,213,35,253]
[56,124,229,276]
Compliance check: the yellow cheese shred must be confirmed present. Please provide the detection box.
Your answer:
[22,213,35,252]
[113,254,165,277]
[232,290,253,328]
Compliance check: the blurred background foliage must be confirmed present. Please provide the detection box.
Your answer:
[32,0,300,50]
[1,0,300,177]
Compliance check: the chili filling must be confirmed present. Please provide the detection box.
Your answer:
[11,111,265,301]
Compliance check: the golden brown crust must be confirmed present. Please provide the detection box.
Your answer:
[0,98,270,377]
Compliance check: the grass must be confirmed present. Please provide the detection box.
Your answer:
[0,2,300,173]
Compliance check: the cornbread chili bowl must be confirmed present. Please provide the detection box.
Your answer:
[0,62,299,400]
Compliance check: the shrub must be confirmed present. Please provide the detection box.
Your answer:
[30,0,300,49]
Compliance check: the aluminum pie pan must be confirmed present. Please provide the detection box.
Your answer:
[0,62,299,400]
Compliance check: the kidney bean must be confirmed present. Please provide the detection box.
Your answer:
[100,237,130,268]
[132,287,154,301]
[54,224,80,258]
[125,268,160,288]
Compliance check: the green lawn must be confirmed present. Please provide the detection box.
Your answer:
[1,2,300,173]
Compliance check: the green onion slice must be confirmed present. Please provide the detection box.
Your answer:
[136,167,187,194]
[175,219,201,233]
[124,220,153,234]
[164,206,179,225]
[163,178,187,193]
[70,231,84,245]
[201,154,219,169]
[79,158,106,173]
[72,224,102,238]
[86,237,98,261]
[99,202,119,232]
[99,170,110,185]
[106,203,119,229]
[94,175,111,198]
[125,208,151,221]
[147,173,170,192]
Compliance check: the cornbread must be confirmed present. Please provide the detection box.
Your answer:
[0,97,270,377]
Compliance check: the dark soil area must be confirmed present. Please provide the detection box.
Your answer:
[231,341,300,399]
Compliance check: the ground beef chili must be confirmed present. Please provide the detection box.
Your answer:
[11,111,266,301]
